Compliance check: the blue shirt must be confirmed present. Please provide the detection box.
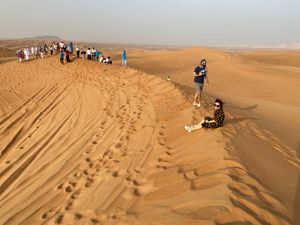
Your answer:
[60,51,64,59]
[194,66,207,83]
[122,51,126,60]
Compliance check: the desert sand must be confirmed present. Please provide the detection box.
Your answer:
[0,47,299,225]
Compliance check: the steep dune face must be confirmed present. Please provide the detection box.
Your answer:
[126,48,300,223]
[0,55,297,225]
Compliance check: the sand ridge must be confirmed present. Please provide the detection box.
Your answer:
[0,52,298,224]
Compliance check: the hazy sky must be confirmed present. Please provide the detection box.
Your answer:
[0,0,299,46]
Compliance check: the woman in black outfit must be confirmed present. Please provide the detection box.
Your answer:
[185,99,225,133]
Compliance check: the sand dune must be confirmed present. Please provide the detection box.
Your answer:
[125,47,300,224]
[0,48,299,225]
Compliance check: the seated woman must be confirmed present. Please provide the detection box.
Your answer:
[99,55,105,63]
[81,51,86,59]
[185,99,225,133]
[104,56,112,64]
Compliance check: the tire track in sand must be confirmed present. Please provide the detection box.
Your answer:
[0,57,293,225]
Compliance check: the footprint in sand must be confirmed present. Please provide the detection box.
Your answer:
[183,170,198,181]
[56,214,64,224]
[42,212,48,219]
[85,177,94,188]
[57,183,64,190]
[85,157,91,163]
[112,169,127,178]
[131,179,155,196]
[157,137,167,146]
[74,172,82,178]
[64,201,73,211]
[155,163,168,170]
[68,180,77,188]
[65,186,73,193]
[95,129,103,137]
[165,150,172,156]
[74,212,83,220]
[88,162,94,168]
[159,131,165,136]
[70,189,81,200]
[95,163,101,172]
[83,169,90,176]
[123,169,154,196]
[41,208,55,220]
[115,142,123,149]
[90,218,100,224]
[158,153,173,163]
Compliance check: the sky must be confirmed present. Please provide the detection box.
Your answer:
[0,0,299,47]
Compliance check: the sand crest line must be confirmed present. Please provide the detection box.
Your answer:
[0,55,296,225]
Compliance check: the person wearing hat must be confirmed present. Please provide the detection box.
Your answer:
[193,59,209,107]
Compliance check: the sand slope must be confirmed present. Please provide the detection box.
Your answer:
[0,54,298,225]
[126,48,300,224]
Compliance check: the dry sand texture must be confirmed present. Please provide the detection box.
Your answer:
[0,48,299,225]
[128,48,300,224]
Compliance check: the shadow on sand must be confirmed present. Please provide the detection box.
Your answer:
[294,140,300,224]
[173,82,194,96]
[226,104,259,111]
[223,117,257,126]
[26,57,41,62]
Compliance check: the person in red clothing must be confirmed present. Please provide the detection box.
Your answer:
[66,50,71,63]
[16,50,25,63]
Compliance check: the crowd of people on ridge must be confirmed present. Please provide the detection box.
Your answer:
[16,41,127,67]
[16,42,71,63]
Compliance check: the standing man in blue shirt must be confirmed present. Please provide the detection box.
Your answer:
[193,59,209,107]
[95,50,100,62]
[122,50,127,66]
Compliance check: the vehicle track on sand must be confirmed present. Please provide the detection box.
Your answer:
[0,58,293,225]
